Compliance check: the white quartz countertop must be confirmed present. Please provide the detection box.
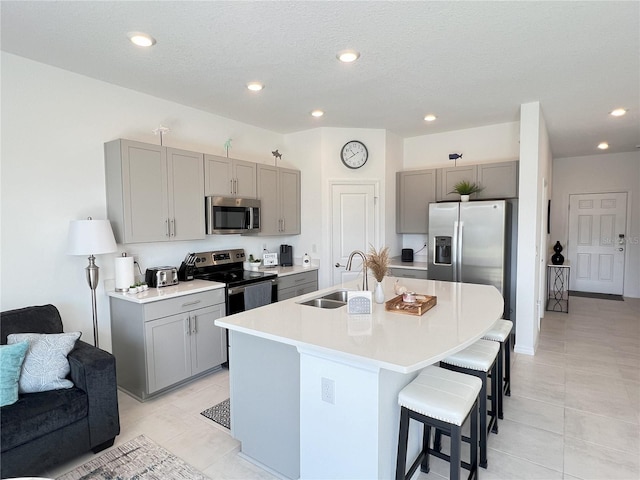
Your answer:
[107,279,225,304]
[216,277,503,373]
[389,256,428,270]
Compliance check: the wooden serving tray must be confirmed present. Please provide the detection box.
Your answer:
[385,294,437,316]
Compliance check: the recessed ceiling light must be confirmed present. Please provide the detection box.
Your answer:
[337,50,360,63]
[128,32,156,47]
[597,142,609,150]
[424,114,437,122]
[246,82,264,92]
[610,108,627,117]
[311,110,324,117]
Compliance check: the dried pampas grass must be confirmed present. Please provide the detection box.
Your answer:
[367,245,390,282]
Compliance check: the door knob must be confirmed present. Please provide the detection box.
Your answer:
[335,263,345,268]
[619,248,624,251]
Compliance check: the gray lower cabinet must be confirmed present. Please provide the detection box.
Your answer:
[396,169,436,234]
[110,289,226,401]
[277,270,318,301]
[388,267,428,279]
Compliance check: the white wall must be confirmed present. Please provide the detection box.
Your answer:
[515,102,552,355]
[551,151,640,298]
[1,53,285,351]
[404,121,520,169]
[285,127,390,289]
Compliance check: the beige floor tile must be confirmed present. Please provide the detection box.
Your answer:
[564,436,640,480]
[203,448,280,479]
[503,395,565,434]
[564,407,640,454]
[484,419,565,472]
[162,424,240,472]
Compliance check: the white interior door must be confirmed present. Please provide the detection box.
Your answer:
[330,182,377,287]
[568,192,627,294]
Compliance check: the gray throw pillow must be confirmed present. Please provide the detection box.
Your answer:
[7,331,81,393]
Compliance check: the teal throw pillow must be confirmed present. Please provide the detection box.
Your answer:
[7,331,81,393]
[0,341,29,407]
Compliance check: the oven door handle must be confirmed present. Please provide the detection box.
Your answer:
[228,279,276,296]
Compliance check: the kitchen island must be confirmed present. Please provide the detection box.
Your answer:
[216,277,503,479]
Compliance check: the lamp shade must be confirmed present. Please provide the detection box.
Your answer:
[67,218,117,256]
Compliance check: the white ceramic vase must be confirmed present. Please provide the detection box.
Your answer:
[374,281,385,304]
[460,194,470,202]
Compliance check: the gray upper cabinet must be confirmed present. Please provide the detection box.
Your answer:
[204,154,257,198]
[396,169,436,234]
[397,161,519,234]
[257,165,301,235]
[476,161,519,199]
[436,165,478,202]
[105,139,204,244]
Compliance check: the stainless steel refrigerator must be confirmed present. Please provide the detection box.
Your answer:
[427,200,516,320]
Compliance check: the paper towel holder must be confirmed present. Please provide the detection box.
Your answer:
[115,252,135,292]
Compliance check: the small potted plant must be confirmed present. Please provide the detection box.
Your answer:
[449,180,483,202]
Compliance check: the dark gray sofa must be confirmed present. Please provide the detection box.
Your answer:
[1,304,120,478]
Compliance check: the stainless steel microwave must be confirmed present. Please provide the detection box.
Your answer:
[205,196,261,234]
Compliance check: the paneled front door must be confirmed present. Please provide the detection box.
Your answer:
[568,192,627,294]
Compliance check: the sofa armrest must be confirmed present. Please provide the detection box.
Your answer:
[68,341,120,448]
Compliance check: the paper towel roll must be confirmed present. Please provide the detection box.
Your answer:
[115,254,134,292]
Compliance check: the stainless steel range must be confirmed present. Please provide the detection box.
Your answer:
[192,248,277,315]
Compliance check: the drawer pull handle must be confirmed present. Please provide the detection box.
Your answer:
[182,300,201,307]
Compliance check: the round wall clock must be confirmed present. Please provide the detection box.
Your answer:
[340,140,368,169]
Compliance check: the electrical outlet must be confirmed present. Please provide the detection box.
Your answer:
[321,377,335,404]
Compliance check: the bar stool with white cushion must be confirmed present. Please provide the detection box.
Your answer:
[438,339,500,469]
[483,319,513,419]
[396,365,482,480]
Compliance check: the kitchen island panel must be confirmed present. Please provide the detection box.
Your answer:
[230,331,300,479]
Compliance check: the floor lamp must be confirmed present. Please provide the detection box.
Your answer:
[67,217,117,348]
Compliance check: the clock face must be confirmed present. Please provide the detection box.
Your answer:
[340,140,368,169]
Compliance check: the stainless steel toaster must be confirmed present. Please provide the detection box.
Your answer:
[145,267,179,288]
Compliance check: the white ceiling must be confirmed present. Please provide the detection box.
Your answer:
[2,1,638,159]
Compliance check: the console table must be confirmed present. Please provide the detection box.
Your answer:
[547,264,570,313]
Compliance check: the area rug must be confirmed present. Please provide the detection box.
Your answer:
[569,290,624,301]
[200,398,230,430]
[56,435,209,479]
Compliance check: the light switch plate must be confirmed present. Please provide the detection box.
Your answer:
[263,252,278,266]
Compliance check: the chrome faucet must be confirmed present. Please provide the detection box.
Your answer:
[346,250,368,291]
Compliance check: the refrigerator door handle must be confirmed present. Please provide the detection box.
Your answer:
[457,221,464,281]
[452,221,459,282]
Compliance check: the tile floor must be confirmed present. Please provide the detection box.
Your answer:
[46,296,639,480]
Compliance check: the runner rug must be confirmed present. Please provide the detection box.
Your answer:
[200,398,231,430]
[56,435,209,480]
[569,290,624,301]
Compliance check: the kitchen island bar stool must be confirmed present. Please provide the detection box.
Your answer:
[437,339,500,469]
[483,319,514,418]
[396,365,482,480]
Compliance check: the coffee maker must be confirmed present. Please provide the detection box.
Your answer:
[279,245,293,266]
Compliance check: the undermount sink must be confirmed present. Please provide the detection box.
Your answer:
[298,289,351,309]
[298,298,346,309]
[319,290,350,302]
